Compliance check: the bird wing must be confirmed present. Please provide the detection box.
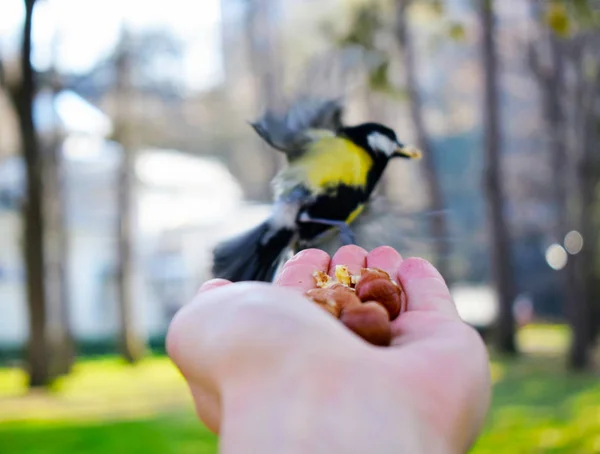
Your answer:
[250,97,344,159]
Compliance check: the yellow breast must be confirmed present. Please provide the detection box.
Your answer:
[301,137,374,192]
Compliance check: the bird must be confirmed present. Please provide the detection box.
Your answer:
[211,97,422,282]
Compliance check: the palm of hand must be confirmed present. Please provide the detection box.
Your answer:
[167,245,491,454]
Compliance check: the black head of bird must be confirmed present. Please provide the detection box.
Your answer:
[340,122,422,162]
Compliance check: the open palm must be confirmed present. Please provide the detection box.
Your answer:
[167,245,491,453]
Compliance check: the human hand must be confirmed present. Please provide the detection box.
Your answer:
[166,245,491,454]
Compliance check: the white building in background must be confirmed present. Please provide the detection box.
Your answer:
[0,89,270,349]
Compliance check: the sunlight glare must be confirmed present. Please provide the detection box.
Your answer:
[545,243,568,271]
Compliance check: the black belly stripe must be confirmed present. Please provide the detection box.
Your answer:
[297,184,367,241]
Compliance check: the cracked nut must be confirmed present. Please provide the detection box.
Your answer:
[304,264,406,346]
[305,284,362,318]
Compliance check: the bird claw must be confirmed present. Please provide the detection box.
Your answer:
[339,225,356,245]
[298,213,357,246]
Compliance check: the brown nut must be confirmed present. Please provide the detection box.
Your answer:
[305,284,362,318]
[355,268,404,321]
[340,302,392,346]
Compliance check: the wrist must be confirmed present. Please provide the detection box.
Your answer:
[218,354,463,454]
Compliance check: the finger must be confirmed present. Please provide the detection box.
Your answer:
[197,278,232,295]
[395,257,458,318]
[328,245,368,276]
[365,246,403,280]
[274,249,331,292]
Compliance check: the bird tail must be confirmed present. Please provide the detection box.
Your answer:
[211,221,295,282]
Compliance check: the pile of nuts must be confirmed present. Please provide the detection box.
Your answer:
[304,265,406,346]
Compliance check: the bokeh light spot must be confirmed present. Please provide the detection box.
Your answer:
[564,230,583,255]
[546,243,568,270]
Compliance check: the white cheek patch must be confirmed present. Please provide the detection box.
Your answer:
[367,132,397,156]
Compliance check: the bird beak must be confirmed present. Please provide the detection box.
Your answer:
[393,144,422,160]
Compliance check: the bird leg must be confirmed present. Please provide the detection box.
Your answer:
[298,214,356,246]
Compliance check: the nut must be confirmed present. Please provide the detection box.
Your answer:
[313,270,332,288]
[355,268,404,320]
[306,264,405,348]
[340,302,392,346]
[305,284,362,318]
[334,265,353,286]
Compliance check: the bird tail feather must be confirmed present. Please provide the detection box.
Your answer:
[211,221,295,282]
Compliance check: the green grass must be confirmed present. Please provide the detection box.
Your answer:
[0,415,217,454]
[473,355,600,453]
[0,324,599,453]
[0,355,218,453]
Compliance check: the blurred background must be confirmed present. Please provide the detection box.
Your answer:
[0,0,599,452]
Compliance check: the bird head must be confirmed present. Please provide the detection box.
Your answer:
[341,123,422,162]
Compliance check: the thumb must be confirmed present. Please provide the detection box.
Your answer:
[396,257,459,318]
[166,282,349,431]
[389,257,464,345]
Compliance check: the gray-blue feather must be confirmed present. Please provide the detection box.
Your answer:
[250,97,344,159]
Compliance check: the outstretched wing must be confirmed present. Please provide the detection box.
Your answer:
[250,97,344,159]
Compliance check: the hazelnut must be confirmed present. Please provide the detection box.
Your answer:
[305,284,362,318]
[355,268,404,320]
[340,302,392,346]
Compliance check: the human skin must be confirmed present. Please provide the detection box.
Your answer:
[166,245,491,454]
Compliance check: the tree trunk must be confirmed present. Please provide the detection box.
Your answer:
[479,0,517,354]
[44,130,74,375]
[395,0,451,281]
[528,4,600,367]
[116,145,145,363]
[246,0,283,201]
[565,63,599,369]
[43,38,75,377]
[15,0,53,387]
[541,35,568,244]
[533,31,578,356]
[114,31,145,363]
[583,77,600,346]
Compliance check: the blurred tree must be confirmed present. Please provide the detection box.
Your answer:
[68,29,187,149]
[0,0,74,382]
[566,41,599,369]
[479,0,517,354]
[43,27,75,377]
[327,0,451,277]
[246,0,283,201]
[532,0,600,369]
[528,6,577,361]
[329,4,393,195]
[112,28,146,364]
[3,0,54,386]
[394,0,450,280]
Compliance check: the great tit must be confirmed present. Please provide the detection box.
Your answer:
[211,98,422,282]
